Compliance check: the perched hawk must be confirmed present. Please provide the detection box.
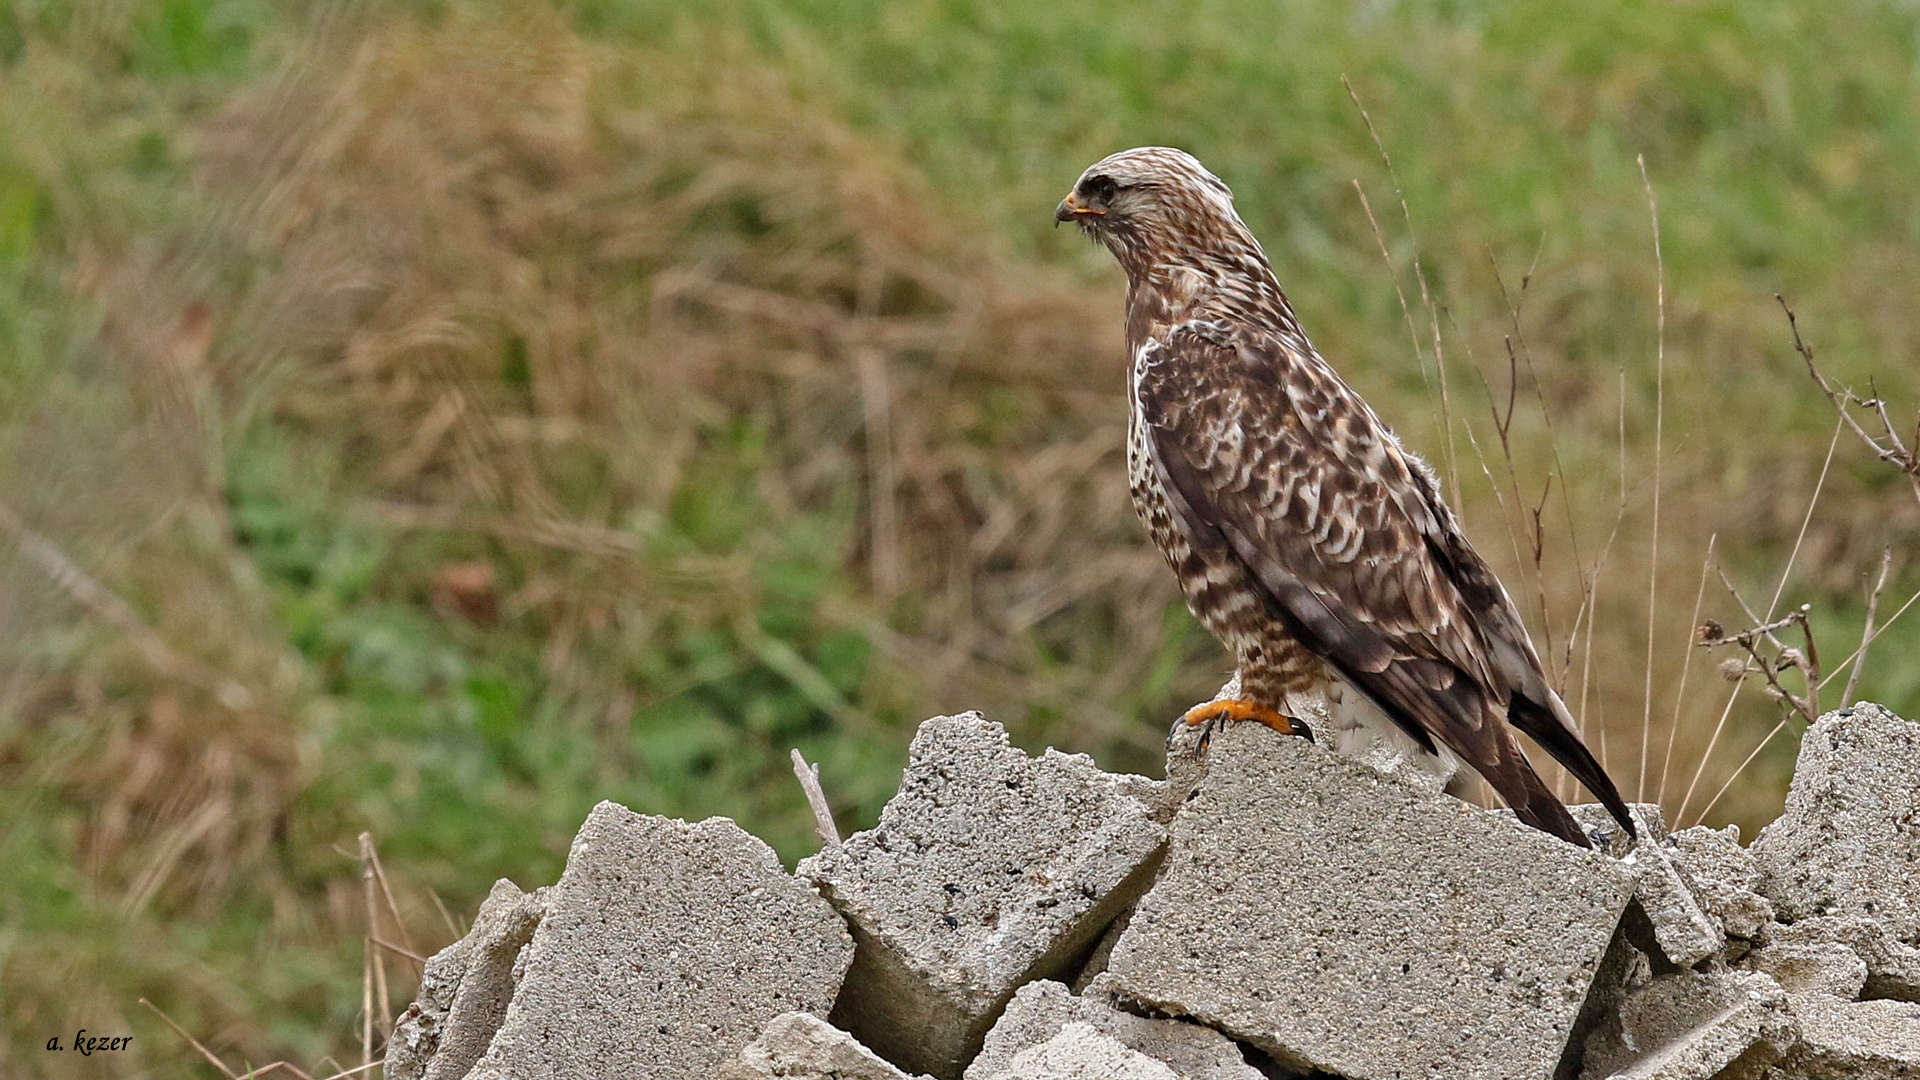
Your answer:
[1058,147,1632,847]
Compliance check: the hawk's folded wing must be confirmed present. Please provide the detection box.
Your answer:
[1136,320,1628,840]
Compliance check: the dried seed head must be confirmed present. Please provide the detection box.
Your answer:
[1719,657,1749,682]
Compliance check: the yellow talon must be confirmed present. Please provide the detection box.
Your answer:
[1180,698,1314,741]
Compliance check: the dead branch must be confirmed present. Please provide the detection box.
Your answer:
[1779,295,1920,508]
[1697,599,1820,726]
[1842,546,1895,705]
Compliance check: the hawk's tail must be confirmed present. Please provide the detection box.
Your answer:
[1506,690,1637,840]
[1501,754,1593,849]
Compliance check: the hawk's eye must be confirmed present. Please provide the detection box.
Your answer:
[1083,175,1120,206]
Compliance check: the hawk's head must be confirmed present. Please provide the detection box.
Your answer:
[1057,147,1257,275]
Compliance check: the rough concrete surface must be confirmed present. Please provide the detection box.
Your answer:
[1752,704,1920,942]
[1102,721,1636,1080]
[1624,840,1726,969]
[801,713,1167,1079]
[387,879,545,1080]
[1668,825,1775,942]
[1762,916,1920,1004]
[1743,939,1869,1001]
[464,803,853,1080]
[965,980,1261,1080]
[990,1022,1183,1080]
[1579,971,1796,1080]
[719,1012,931,1080]
[1571,803,1670,857]
[1768,995,1920,1079]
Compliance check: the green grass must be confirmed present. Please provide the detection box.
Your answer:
[2,1,1918,1076]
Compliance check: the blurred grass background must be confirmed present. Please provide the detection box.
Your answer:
[3,0,1918,1075]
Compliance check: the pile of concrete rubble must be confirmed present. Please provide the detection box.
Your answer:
[385,701,1920,1080]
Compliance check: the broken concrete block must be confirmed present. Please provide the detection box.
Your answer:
[465,804,853,1080]
[1764,916,1920,1004]
[966,981,1261,1080]
[991,1023,1183,1080]
[1578,970,1797,1080]
[386,879,545,1080]
[719,1012,930,1080]
[1102,721,1636,1080]
[1743,939,1869,1001]
[1768,995,1920,1079]
[1752,704,1920,942]
[801,713,1167,1079]
[1623,841,1726,970]
[1668,825,1774,942]
[1498,801,1721,967]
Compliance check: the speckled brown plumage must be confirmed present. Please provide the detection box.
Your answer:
[1059,147,1633,847]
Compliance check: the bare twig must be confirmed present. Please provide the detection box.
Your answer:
[1841,547,1895,706]
[790,749,841,849]
[1779,295,1920,508]
[1697,600,1820,726]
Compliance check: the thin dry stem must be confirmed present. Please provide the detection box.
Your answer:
[1636,154,1667,803]
[1841,547,1894,706]
[141,998,239,1078]
[357,834,379,1067]
[365,835,420,975]
[1344,76,1460,506]
[1656,534,1717,807]
[1820,581,1920,691]
[1350,177,1446,467]
[1690,713,1794,829]
[371,935,428,964]
[790,748,841,849]
[1673,680,1746,830]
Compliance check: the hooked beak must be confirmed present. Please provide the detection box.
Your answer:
[1054,192,1107,227]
